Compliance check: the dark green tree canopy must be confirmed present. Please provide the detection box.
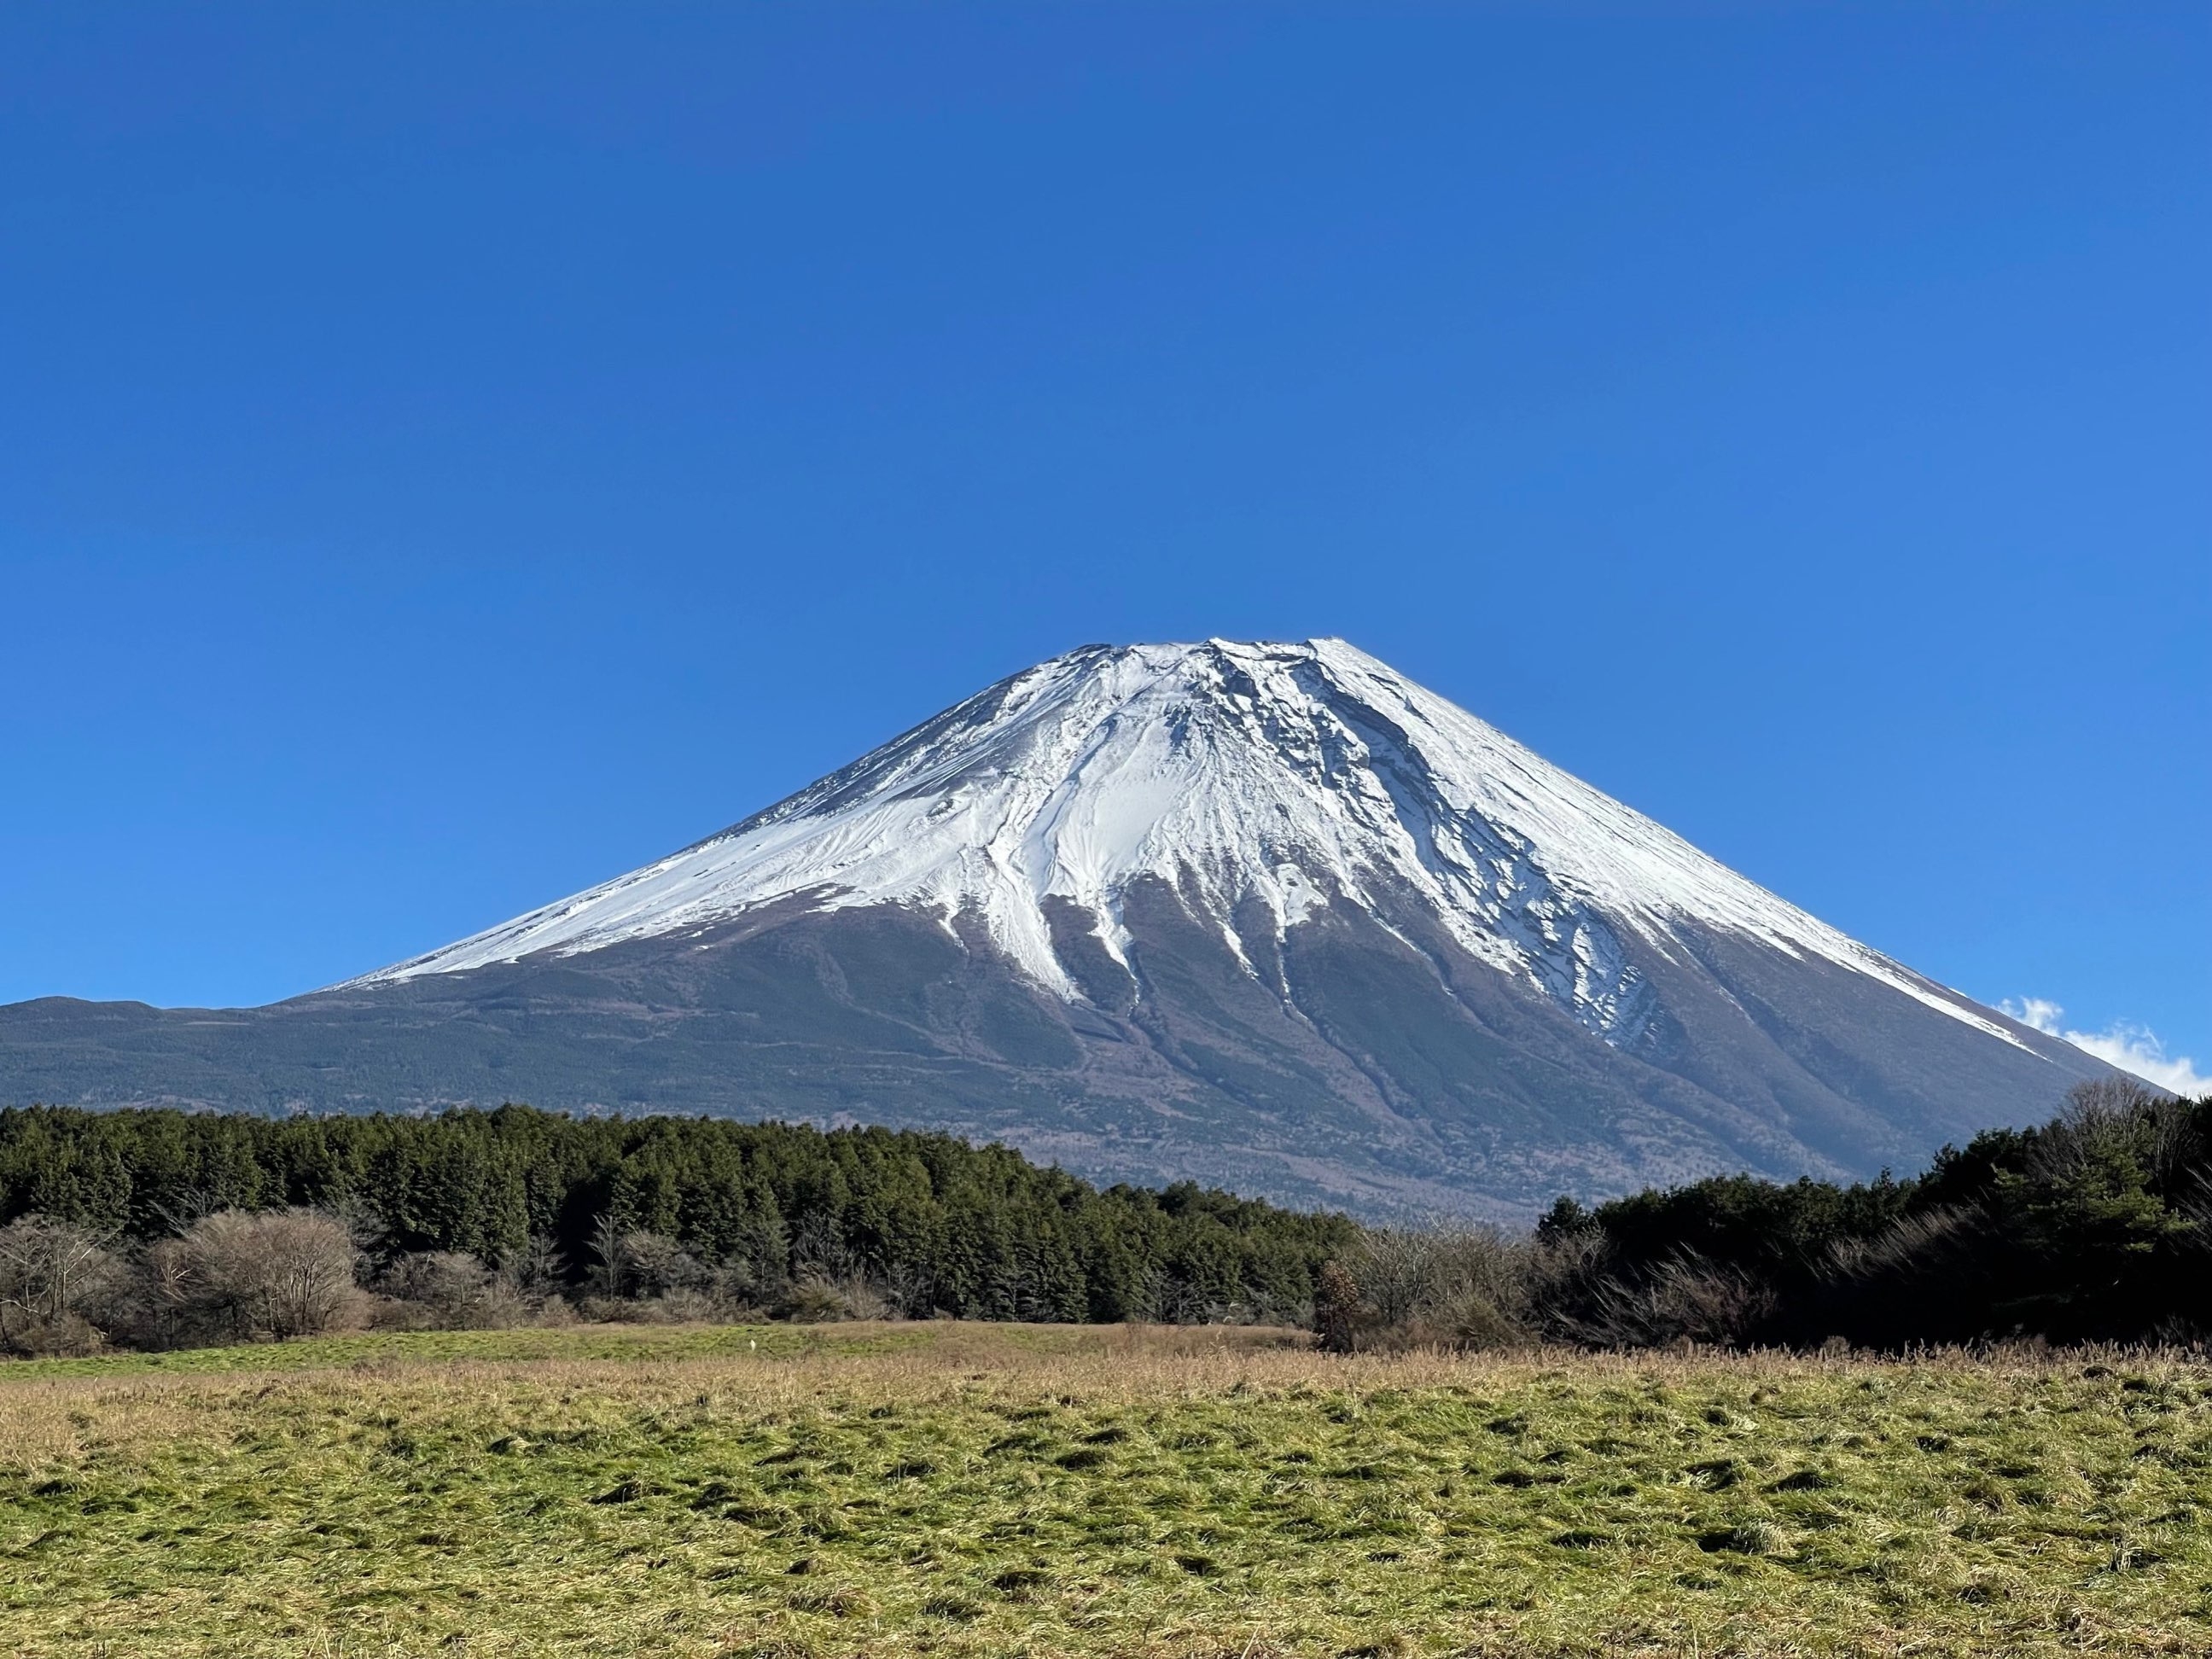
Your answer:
[0,1104,1354,1324]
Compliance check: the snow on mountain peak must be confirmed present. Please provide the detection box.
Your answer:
[346,637,2023,1051]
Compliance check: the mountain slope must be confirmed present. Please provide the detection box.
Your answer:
[0,638,2107,1215]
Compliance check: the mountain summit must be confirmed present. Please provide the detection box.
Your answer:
[1,638,2104,1214]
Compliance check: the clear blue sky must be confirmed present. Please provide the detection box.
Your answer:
[3,5,2205,1082]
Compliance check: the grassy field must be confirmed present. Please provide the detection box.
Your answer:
[7,1324,2212,1656]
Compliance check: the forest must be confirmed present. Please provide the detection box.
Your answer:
[1311,1075,2212,1353]
[0,1105,1353,1352]
[3,1075,2208,1356]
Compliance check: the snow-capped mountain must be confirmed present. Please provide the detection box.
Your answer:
[0,639,2107,1215]
[351,639,2018,1047]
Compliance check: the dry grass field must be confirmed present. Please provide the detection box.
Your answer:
[6,1323,2212,1656]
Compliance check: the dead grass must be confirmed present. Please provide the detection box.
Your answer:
[7,1323,2212,1656]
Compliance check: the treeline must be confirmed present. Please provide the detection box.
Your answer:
[0,1105,1355,1354]
[14,1078,2203,1359]
[1320,1077,2212,1353]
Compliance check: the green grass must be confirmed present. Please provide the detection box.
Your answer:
[8,1324,2212,1656]
[0,1320,945,1381]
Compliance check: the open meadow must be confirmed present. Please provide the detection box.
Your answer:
[7,1324,2212,1657]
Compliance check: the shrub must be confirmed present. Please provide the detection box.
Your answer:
[617,1230,716,1297]
[777,1273,890,1324]
[1551,1250,1778,1348]
[378,1250,530,1330]
[1319,1225,1555,1352]
[1313,1260,1361,1353]
[153,1208,363,1342]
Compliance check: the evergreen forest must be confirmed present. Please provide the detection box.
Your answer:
[0,1105,1353,1340]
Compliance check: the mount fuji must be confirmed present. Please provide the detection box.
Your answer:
[0,639,2107,1215]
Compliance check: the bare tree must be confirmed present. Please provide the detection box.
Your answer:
[2064,1074,2164,1126]
[376,1250,530,1329]
[158,1209,362,1341]
[1346,1228,1443,1329]
[586,1211,628,1298]
[0,1216,120,1355]
[501,1233,570,1302]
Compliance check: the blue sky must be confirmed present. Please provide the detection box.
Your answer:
[3,5,2206,1086]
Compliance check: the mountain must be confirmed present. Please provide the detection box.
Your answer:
[0,638,2107,1216]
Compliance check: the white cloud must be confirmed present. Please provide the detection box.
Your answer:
[2002,998,2210,1097]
